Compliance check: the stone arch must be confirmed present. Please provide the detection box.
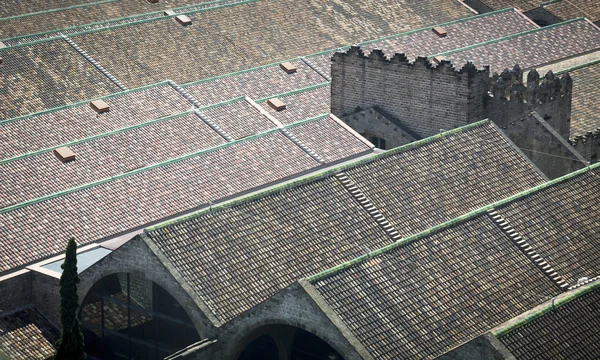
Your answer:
[77,238,216,338]
[231,320,346,360]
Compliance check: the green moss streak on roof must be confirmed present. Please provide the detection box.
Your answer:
[0,0,118,22]
[555,58,600,74]
[0,113,330,215]
[493,280,600,336]
[429,18,586,59]
[196,96,246,111]
[0,110,195,166]
[0,81,168,126]
[0,0,257,47]
[306,160,600,283]
[146,119,492,231]
[255,82,330,103]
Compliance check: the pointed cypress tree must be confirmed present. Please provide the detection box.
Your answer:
[54,237,86,360]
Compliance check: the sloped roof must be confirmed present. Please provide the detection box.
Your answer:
[561,59,600,139]
[0,39,121,120]
[479,0,542,11]
[310,215,560,360]
[343,123,546,237]
[307,161,600,360]
[144,121,544,324]
[0,307,60,360]
[496,281,600,359]
[495,171,600,285]
[544,0,600,23]
[0,0,219,41]
[359,8,537,60]
[0,112,370,272]
[437,18,600,73]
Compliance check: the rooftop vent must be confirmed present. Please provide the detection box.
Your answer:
[433,56,446,64]
[163,9,176,16]
[432,27,447,38]
[279,62,297,74]
[267,98,286,111]
[147,0,159,3]
[90,99,110,113]
[175,15,192,26]
[54,147,76,163]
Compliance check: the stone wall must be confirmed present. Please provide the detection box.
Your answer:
[195,282,365,360]
[0,270,32,315]
[571,130,600,163]
[32,271,61,327]
[342,107,416,149]
[501,114,586,179]
[75,235,217,338]
[331,47,489,138]
[437,334,513,360]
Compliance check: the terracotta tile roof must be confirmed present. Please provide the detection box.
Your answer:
[200,99,274,140]
[0,83,190,161]
[544,0,600,23]
[0,111,372,272]
[0,0,224,41]
[261,85,331,126]
[182,59,327,107]
[480,0,543,11]
[498,283,600,359]
[440,19,600,73]
[566,60,600,139]
[66,0,472,88]
[144,121,544,324]
[0,39,121,120]
[0,113,225,208]
[0,307,59,360]
[495,172,600,285]
[310,215,560,360]
[360,9,537,60]
[343,123,546,237]
[286,115,371,163]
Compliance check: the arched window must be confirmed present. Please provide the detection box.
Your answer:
[79,273,200,360]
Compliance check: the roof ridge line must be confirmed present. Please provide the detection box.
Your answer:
[0,114,326,215]
[145,119,492,231]
[0,0,117,22]
[429,17,586,59]
[179,10,516,88]
[555,57,600,74]
[255,82,330,103]
[0,110,195,166]
[0,0,256,48]
[493,279,600,337]
[0,80,169,125]
[62,35,127,90]
[357,7,515,48]
[306,161,600,283]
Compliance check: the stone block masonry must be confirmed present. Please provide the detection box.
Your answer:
[331,46,490,139]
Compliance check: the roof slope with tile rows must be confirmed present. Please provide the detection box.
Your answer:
[0,114,371,272]
[479,0,543,11]
[144,121,544,324]
[359,8,537,59]
[307,161,600,360]
[497,282,600,359]
[0,39,121,120]
[439,19,600,73]
[343,123,546,237]
[564,60,600,139]
[0,0,220,40]
[310,215,560,360]
[0,8,534,121]
[67,0,472,88]
[0,307,60,360]
[495,171,600,285]
[544,0,600,23]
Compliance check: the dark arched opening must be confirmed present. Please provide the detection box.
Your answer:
[79,273,200,359]
[238,335,279,360]
[236,324,344,360]
[361,133,387,150]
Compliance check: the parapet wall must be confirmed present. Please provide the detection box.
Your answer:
[331,46,490,138]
